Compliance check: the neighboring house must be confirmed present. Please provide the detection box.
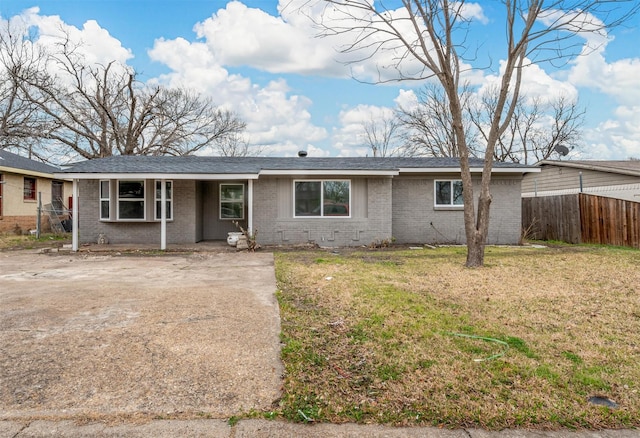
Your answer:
[56,155,538,250]
[0,149,72,234]
[522,160,640,201]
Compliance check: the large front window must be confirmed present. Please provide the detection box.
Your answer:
[220,183,244,219]
[435,180,464,206]
[118,180,145,220]
[294,180,350,217]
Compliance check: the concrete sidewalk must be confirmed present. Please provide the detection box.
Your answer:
[1,419,637,437]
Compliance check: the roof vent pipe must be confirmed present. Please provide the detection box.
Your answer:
[298,150,308,157]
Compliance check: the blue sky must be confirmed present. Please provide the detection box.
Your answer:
[1,1,639,159]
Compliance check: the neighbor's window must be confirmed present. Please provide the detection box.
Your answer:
[23,177,37,201]
[220,183,244,219]
[435,180,464,206]
[117,180,145,220]
[155,180,173,220]
[294,180,350,217]
[100,180,110,220]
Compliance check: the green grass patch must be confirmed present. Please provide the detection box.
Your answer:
[274,245,640,430]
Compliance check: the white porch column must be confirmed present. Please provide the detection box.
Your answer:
[160,179,167,250]
[72,179,79,252]
[247,179,253,234]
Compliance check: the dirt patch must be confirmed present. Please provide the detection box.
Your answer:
[0,250,283,421]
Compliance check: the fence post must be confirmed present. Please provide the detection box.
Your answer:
[579,172,583,193]
[36,191,42,239]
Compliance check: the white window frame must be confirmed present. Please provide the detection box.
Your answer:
[155,180,173,221]
[117,179,146,221]
[219,183,245,220]
[434,180,464,207]
[99,180,110,220]
[293,179,351,218]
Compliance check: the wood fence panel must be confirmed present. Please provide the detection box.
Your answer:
[522,195,581,243]
[579,194,640,248]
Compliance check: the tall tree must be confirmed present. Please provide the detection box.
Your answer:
[0,22,50,159]
[0,23,246,160]
[315,0,638,267]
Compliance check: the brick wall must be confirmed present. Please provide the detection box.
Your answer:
[76,175,523,246]
[253,177,393,247]
[0,216,54,234]
[392,176,523,245]
[78,179,197,244]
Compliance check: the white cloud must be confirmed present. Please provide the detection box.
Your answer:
[569,43,640,107]
[563,22,640,159]
[454,2,489,25]
[193,1,344,76]
[582,106,640,159]
[148,34,328,153]
[17,7,132,65]
[479,58,578,104]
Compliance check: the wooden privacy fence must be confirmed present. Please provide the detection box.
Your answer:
[522,193,640,248]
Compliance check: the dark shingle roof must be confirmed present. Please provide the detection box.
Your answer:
[59,155,534,175]
[0,149,60,174]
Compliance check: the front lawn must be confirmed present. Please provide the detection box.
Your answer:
[274,245,640,430]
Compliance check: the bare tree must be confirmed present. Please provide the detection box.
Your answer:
[0,23,51,159]
[214,132,264,157]
[1,23,246,160]
[469,87,584,164]
[396,83,480,157]
[361,112,401,157]
[315,0,638,267]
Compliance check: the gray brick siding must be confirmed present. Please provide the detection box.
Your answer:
[78,179,197,244]
[253,177,393,247]
[392,176,523,245]
[77,174,523,246]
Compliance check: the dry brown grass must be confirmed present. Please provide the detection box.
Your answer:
[275,245,640,429]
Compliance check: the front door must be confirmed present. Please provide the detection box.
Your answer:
[51,180,64,212]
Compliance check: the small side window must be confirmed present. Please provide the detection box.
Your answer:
[23,177,37,201]
[435,180,464,206]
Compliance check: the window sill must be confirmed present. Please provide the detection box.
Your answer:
[433,205,464,211]
[293,216,352,219]
[100,219,174,223]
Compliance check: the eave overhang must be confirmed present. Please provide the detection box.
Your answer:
[398,167,540,174]
[1,166,56,179]
[55,173,260,180]
[258,169,399,176]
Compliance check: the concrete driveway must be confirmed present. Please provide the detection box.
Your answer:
[0,250,283,421]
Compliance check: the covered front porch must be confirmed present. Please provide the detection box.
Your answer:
[69,176,257,252]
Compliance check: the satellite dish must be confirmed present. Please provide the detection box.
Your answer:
[554,145,570,156]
